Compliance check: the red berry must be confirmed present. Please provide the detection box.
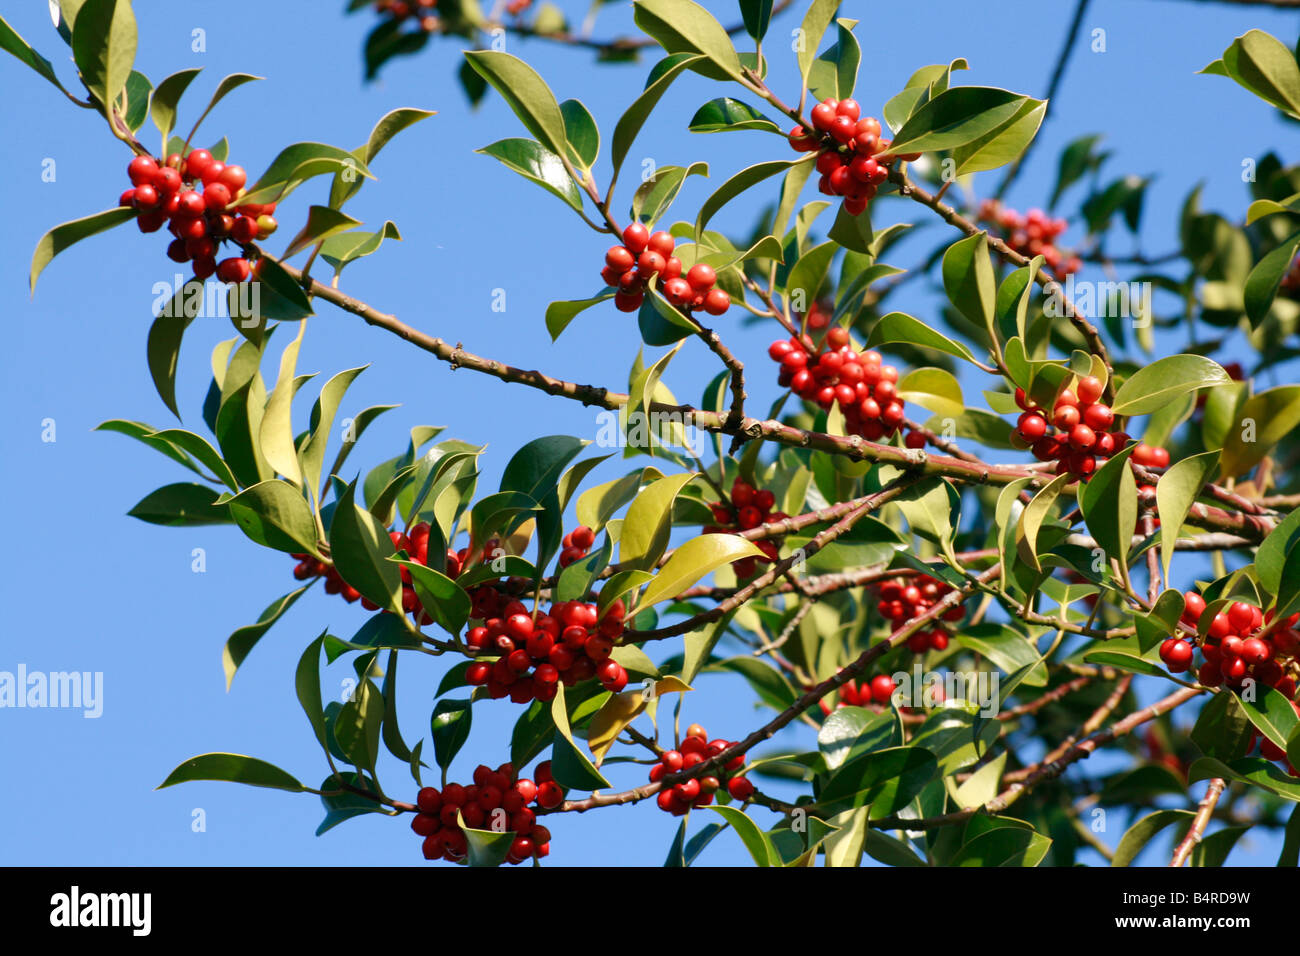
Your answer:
[127,155,159,185]
[215,257,251,283]
[647,230,675,257]
[727,776,755,800]
[1077,376,1104,404]
[622,222,649,253]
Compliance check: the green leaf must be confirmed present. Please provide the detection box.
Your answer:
[149,67,201,148]
[464,50,569,157]
[431,698,472,769]
[158,753,303,792]
[1050,134,1104,209]
[30,207,136,292]
[942,232,996,342]
[222,586,310,690]
[459,814,515,868]
[227,480,320,556]
[865,311,980,365]
[71,0,136,117]
[477,138,584,213]
[709,805,775,866]
[1244,229,1300,326]
[1211,29,1300,118]
[956,623,1048,687]
[1111,354,1231,416]
[1221,386,1300,479]
[951,826,1052,866]
[560,98,599,169]
[183,72,261,148]
[545,293,616,340]
[1239,685,1300,752]
[1078,444,1138,575]
[611,53,704,177]
[1112,808,1195,866]
[1016,473,1072,572]
[696,160,800,238]
[550,683,611,791]
[300,366,367,504]
[951,98,1046,176]
[0,13,80,100]
[1257,506,1300,598]
[318,222,402,279]
[295,634,329,753]
[392,559,471,636]
[739,0,773,41]
[882,88,1037,158]
[282,206,362,260]
[688,97,781,134]
[795,0,839,84]
[631,161,709,226]
[145,298,195,420]
[237,142,374,207]
[820,746,938,815]
[638,533,763,607]
[896,367,964,419]
[818,706,900,770]
[619,472,697,570]
[633,0,743,81]
[330,481,402,614]
[807,18,861,102]
[128,482,228,526]
[1157,450,1219,581]
[330,107,435,207]
[257,322,306,486]
[117,69,150,133]
[1187,755,1300,801]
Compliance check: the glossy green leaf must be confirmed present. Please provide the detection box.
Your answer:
[431,698,472,769]
[158,753,303,792]
[639,533,762,607]
[865,311,980,365]
[1221,386,1300,479]
[330,481,402,614]
[227,480,319,556]
[1156,450,1219,581]
[464,50,568,157]
[71,0,136,117]
[688,97,781,134]
[1110,354,1231,416]
[477,138,583,213]
[30,207,136,292]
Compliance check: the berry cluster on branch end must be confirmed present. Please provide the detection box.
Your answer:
[787,98,918,216]
[601,224,731,315]
[411,760,559,864]
[649,723,754,814]
[118,150,274,282]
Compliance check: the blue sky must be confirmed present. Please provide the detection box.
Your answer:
[1,0,1297,867]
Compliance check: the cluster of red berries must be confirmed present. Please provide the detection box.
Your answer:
[977,200,1081,277]
[787,98,917,216]
[558,525,595,569]
[293,523,461,625]
[464,598,631,702]
[601,223,731,315]
[876,575,964,638]
[1012,377,1161,477]
[118,150,276,282]
[1162,595,1300,777]
[411,760,562,864]
[1162,594,1300,696]
[823,673,899,714]
[649,724,754,814]
[703,479,784,579]
[768,328,914,443]
[374,0,439,31]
